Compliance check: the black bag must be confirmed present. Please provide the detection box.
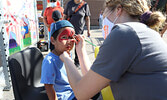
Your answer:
[37,40,48,52]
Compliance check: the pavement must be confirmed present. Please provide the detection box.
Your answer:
[1,27,167,100]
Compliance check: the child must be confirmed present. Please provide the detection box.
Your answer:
[40,20,76,100]
[52,10,63,22]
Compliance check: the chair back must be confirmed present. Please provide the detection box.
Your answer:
[8,47,48,100]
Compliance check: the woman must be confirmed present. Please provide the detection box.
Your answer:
[60,0,167,100]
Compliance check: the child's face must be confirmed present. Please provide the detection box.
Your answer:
[51,27,75,54]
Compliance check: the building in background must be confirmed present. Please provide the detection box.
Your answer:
[86,0,105,26]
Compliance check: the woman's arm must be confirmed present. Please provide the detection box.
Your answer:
[75,35,91,75]
[61,54,110,100]
[60,35,110,99]
[45,84,58,100]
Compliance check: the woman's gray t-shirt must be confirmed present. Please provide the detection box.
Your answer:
[91,22,167,100]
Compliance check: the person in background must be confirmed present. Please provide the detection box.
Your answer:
[40,20,76,100]
[49,10,63,51]
[63,0,91,68]
[98,10,103,29]
[59,0,167,100]
[43,0,64,40]
[52,10,63,22]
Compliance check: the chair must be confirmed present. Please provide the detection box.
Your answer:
[8,47,48,100]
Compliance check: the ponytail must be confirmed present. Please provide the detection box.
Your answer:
[140,11,166,32]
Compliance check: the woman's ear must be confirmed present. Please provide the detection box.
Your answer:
[116,4,123,16]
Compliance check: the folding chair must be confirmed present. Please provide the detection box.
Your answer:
[8,47,48,100]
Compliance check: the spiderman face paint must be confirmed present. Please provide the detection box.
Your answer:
[58,28,75,42]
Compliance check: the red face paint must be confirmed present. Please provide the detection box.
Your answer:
[58,28,75,42]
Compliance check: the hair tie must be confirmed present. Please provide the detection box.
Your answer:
[140,11,152,24]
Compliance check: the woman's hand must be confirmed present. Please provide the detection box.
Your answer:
[59,51,70,62]
[75,35,85,51]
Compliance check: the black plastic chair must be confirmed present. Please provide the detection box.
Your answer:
[8,47,48,100]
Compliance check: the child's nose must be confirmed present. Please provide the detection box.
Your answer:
[68,37,76,42]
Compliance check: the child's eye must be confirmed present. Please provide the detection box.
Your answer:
[61,36,68,39]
